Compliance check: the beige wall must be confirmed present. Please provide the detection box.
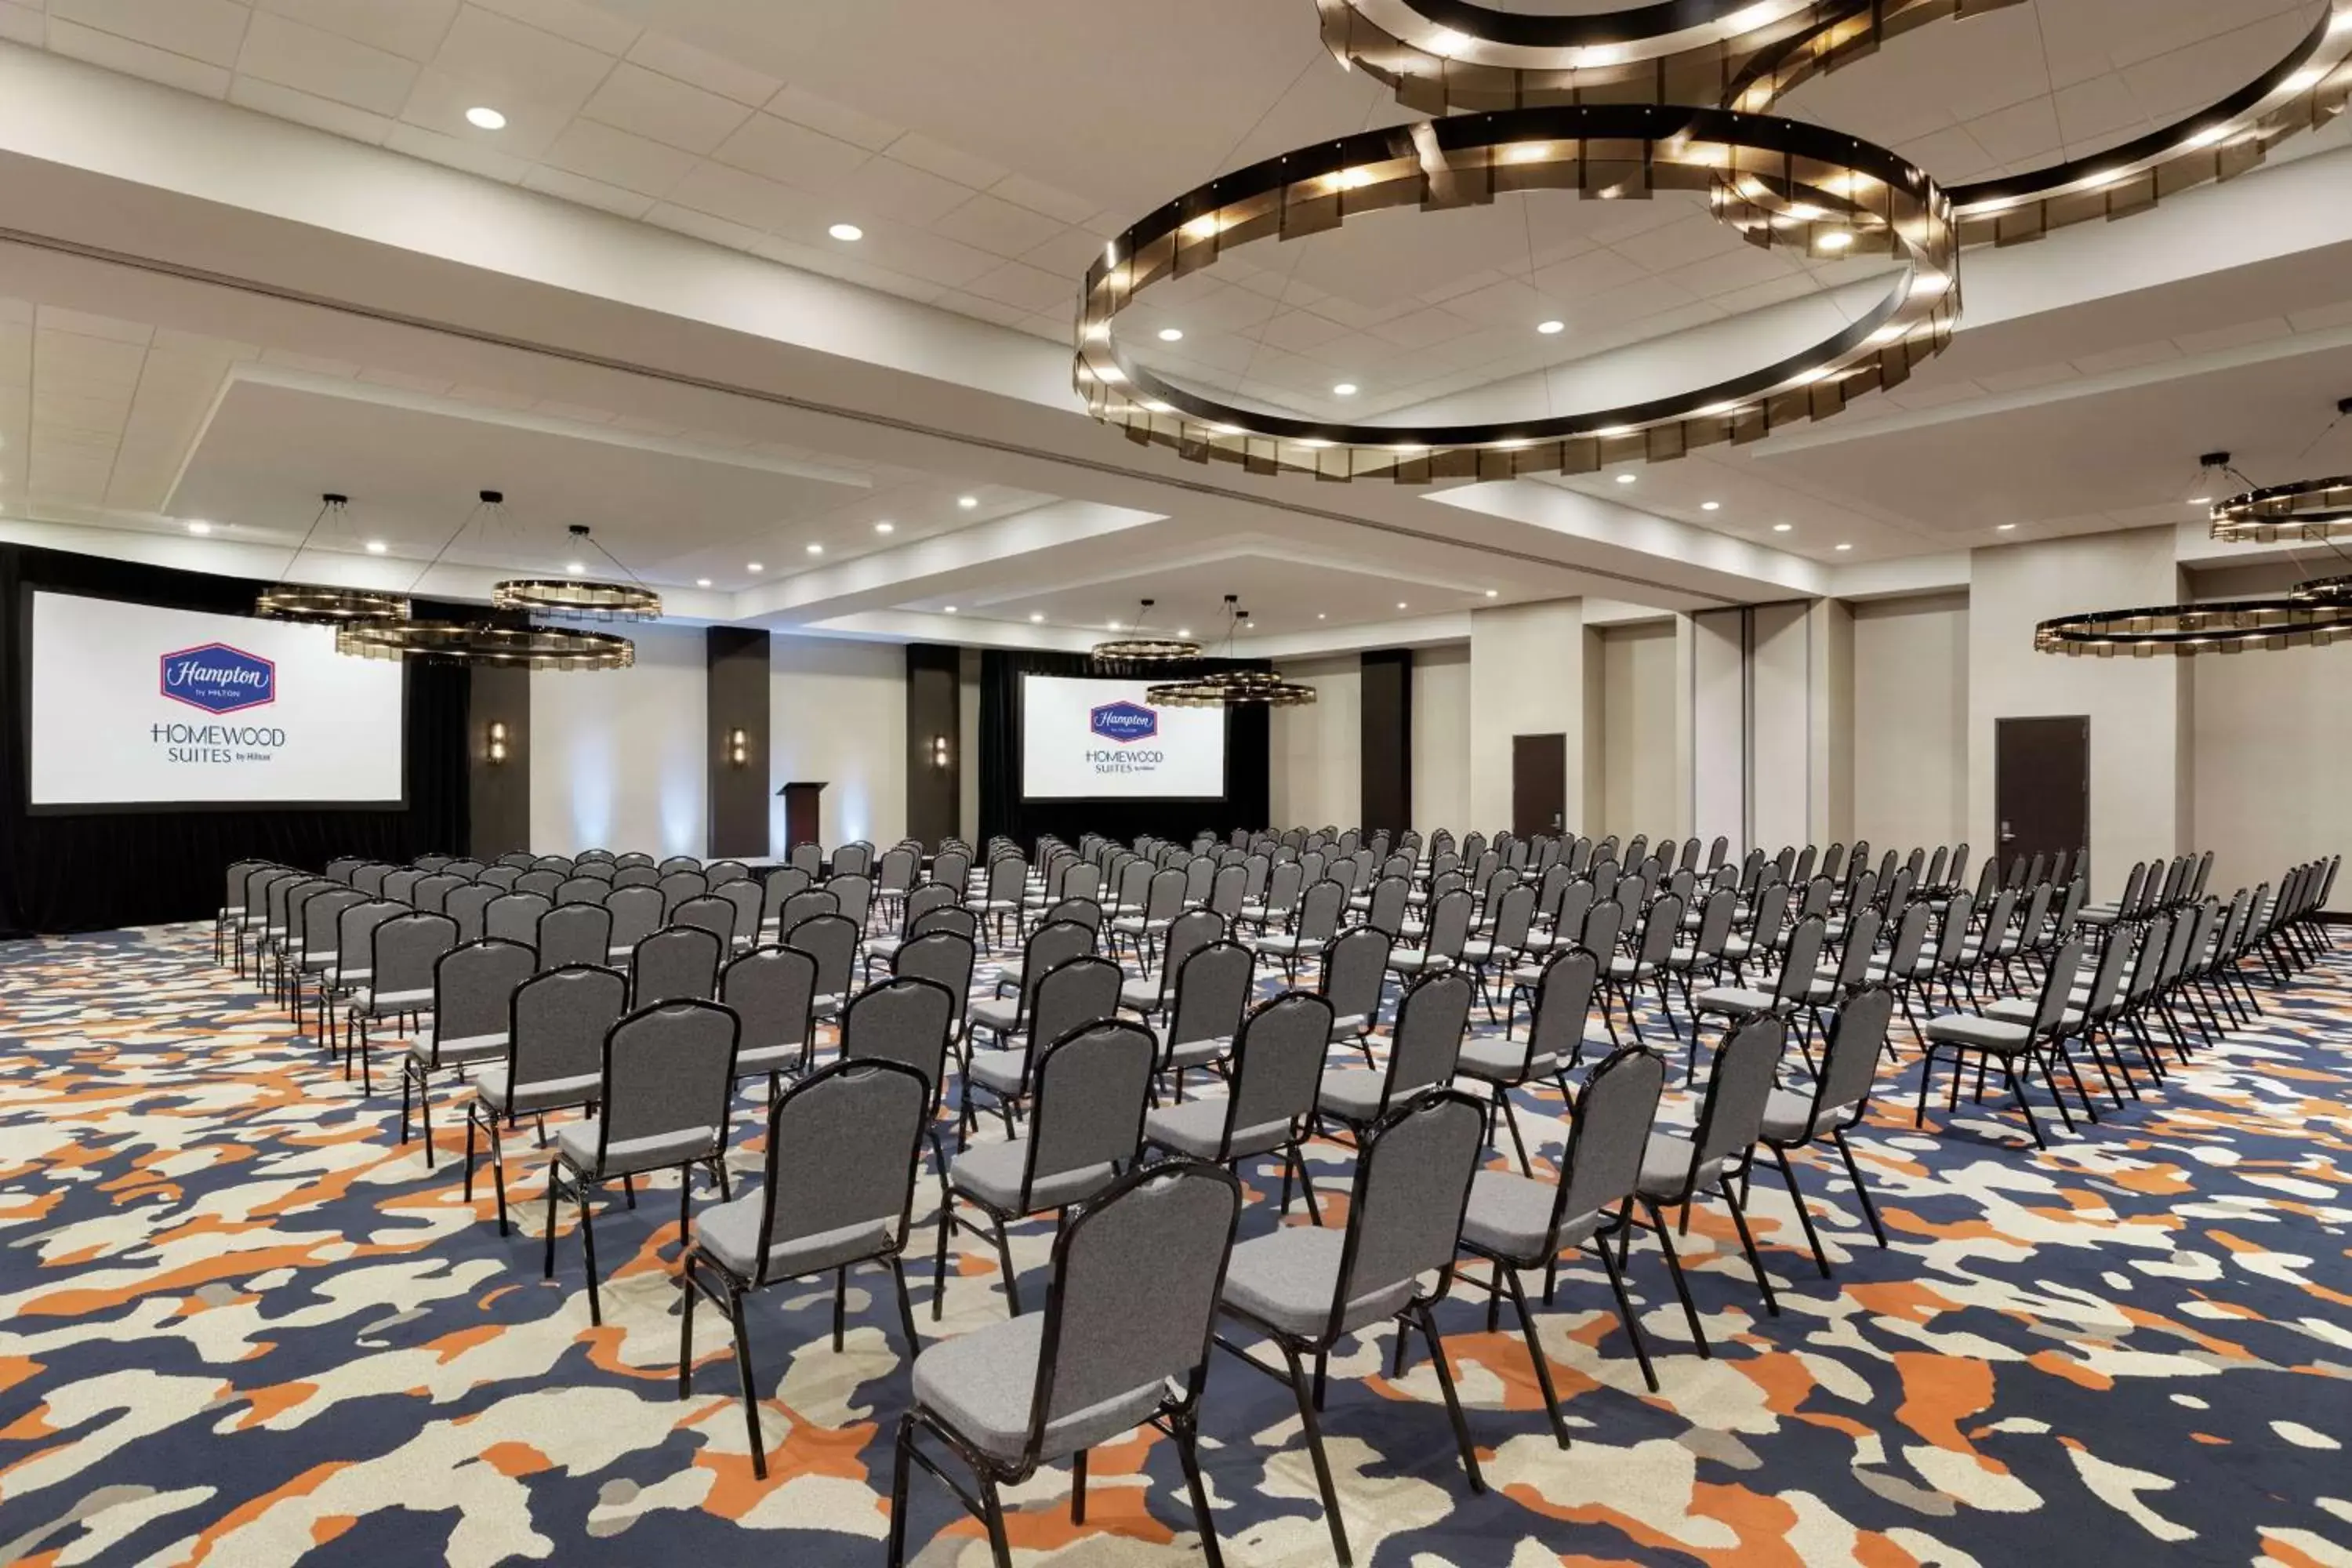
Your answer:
[1598,621,1678,843]
[1467,600,1589,832]
[1853,592,1968,853]
[1751,601,1812,854]
[1269,655,1363,829]
[771,635,906,850]
[1969,530,2183,899]
[530,622,707,857]
[1412,643,1472,837]
[2190,561,2352,909]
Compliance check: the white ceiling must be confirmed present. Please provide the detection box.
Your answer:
[0,0,2347,648]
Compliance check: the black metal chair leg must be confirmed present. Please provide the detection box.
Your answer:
[1594,1234,1661,1392]
[1500,1265,1570,1446]
[1414,1301,1486,1492]
[730,1284,766,1479]
[1277,1338,1352,1566]
[1771,1145,1831,1278]
[1642,1200,1711,1356]
[1830,1131,1887,1248]
[1717,1181,1781,1315]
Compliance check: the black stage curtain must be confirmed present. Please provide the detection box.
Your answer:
[0,544,470,938]
[978,648,1270,851]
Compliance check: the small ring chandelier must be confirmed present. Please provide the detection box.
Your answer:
[1145,597,1318,706]
[1091,597,1203,662]
[493,524,662,621]
[252,494,413,624]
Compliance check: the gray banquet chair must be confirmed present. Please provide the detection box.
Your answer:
[485,891,553,950]
[1315,968,1472,1142]
[462,964,627,1234]
[400,937,533,1168]
[681,1058,931,1480]
[1759,985,1897,1274]
[604,884,663,961]
[784,912,861,1026]
[1319,925,1392,1065]
[1148,938,1254,1095]
[720,944,817,1091]
[961,954,1123,1140]
[546,998,740,1325]
[347,910,458,1096]
[1460,946,1601,1174]
[839,975,960,1204]
[671,894,739,949]
[631,925,724,1007]
[1143,990,1331,1221]
[445,881,498,946]
[890,1160,1242,1568]
[535,902,613,972]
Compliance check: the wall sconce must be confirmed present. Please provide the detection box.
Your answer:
[487,720,509,766]
[728,728,749,768]
[931,735,950,770]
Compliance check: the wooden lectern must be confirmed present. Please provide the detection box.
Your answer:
[776,781,826,853]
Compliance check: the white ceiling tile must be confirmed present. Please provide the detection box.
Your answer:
[1367,307,1468,350]
[622,31,779,109]
[252,0,458,63]
[50,0,252,67]
[962,260,1070,314]
[383,121,532,183]
[521,162,656,220]
[463,0,634,57]
[930,291,1034,329]
[2070,341,2183,376]
[427,5,615,118]
[1529,248,1645,299]
[257,348,361,377]
[660,164,797,234]
[0,0,43,47]
[931,193,1063,259]
[150,328,260,360]
[1608,215,1737,274]
[1011,314,1067,343]
[541,117,697,198]
[351,366,456,395]
[397,67,568,157]
[236,10,418,117]
[842,156,975,227]
[884,131,1007,191]
[38,308,155,345]
[1018,225,1107,279]
[46,19,234,98]
[834,225,998,290]
[988,173,1096,227]
[764,84,901,152]
[579,61,747,155]
[1974,362,2081,395]
[530,397,616,424]
[1660,244,1801,301]
[643,202,765,256]
[1254,310,1354,354]
[229,74,394,143]
[710,113,871,194]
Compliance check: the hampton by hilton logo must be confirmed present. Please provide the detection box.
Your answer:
[159,643,276,715]
[1088,700,1159,743]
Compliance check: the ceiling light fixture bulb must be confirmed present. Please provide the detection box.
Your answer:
[565,561,585,574]
[696,578,713,587]
[828,223,863,242]
[1997,523,2018,532]
[874,521,894,533]
[1396,601,1408,609]
[806,543,823,555]
[466,106,506,130]
[1773,523,1794,532]
[943,605,957,614]
[1537,319,1565,335]
[957,495,978,509]
[1029,612,1045,623]
[1615,473,1637,485]
[1332,383,1359,397]
[1158,328,1184,342]
[365,539,387,554]
[1700,501,1722,511]
[748,561,764,572]
[1835,542,1853,551]
[186,520,212,535]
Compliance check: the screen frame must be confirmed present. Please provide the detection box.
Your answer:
[1015,670,1232,805]
[19,583,413,817]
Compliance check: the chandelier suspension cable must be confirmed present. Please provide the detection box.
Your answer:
[276,492,339,579]
[252,492,415,624]
[405,490,495,597]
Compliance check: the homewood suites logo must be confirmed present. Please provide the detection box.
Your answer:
[1089,700,1159,744]
[160,643,276,715]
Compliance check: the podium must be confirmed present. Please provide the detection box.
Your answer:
[775,781,826,854]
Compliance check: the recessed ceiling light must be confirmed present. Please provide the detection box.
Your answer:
[828,223,863,242]
[1773,523,1794,532]
[943,605,957,614]
[957,495,978,509]
[1537,320,1565,335]
[696,578,713,587]
[873,521,894,534]
[1700,501,1722,511]
[2187,496,2214,506]
[185,520,212,535]
[565,560,585,574]
[806,543,823,555]
[1317,612,1327,619]
[1157,328,1184,342]
[1817,230,1855,252]
[465,106,506,131]
[1107,620,1123,631]
[1396,601,1409,610]
[1332,383,1359,397]
[1177,627,1190,637]
[748,561,764,572]
[1835,542,1853,551]
[1485,589,1498,597]
[1996,523,2017,532]
[365,539,387,554]
[1029,612,1045,623]
[1614,473,1637,485]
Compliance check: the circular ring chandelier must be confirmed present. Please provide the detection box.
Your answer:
[255,583,412,624]
[2209,474,2352,543]
[1149,668,1320,706]
[1076,103,1957,482]
[1091,598,1203,662]
[2295,574,2352,605]
[336,619,636,670]
[492,524,662,620]
[2034,593,2352,659]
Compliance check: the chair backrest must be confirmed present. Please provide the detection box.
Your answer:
[1382,970,1472,1109]
[892,929,975,1005]
[1777,916,1827,1001]
[1142,866,1188,923]
[1421,888,1475,959]
[535,855,578,877]
[1163,939,1253,1050]
[930,848,972,891]
[1364,875,1410,935]
[833,841,874,877]
[672,894,739,948]
[1022,1160,1243,1461]
[597,884,660,956]
[657,855,701,875]
[1223,992,1334,1149]
[1689,1015,1783,1174]
[588,1000,738,1172]
[1327,1090,1484,1338]
[778,889,840,933]
[535,902,612,971]
[370,911,457,996]
[554,877,609,907]
[760,866,814,922]
[899,880,959,930]
[301,886,367,957]
[1526,946,1599,1073]
[1632,891,1683,967]
[721,944,816,1065]
[985,855,1029,906]
[632,924,723,1005]
[614,852,655,869]
[909,905,978,945]
[1015,919,1096,1009]
[875,844,919,895]
[382,867,426,906]
[1810,985,1893,1126]
[1291,877,1348,944]
[1158,908,1224,982]
[708,880,763,948]
[1487,881,1537,950]
[705,859,751,885]
[514,869,563,899]
[427,938,535,1063]
[1262,860,1306,913]
[504,964,628,1103]
[485,891,553,949]
[840,975,958,1105]
[744,1059,931,1286]
[1020,1020,1156,1207]
[1553,1044,1666,1233]
[783,913,859,1004]
[1831,906,1882,987]
[828,873,875,929]
[477,865,524,891]
[1581,897,1625,961]
[1027,954,1123,1047]
[1320,925,1392,1027]
[2031,936,2091,1032]
[413,873,467,913]
[659,870,710,917]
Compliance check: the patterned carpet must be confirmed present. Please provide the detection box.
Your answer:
[2,922,2350,1568]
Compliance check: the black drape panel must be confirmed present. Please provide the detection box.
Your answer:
[978,648,1269,851]
[0,544,470,938]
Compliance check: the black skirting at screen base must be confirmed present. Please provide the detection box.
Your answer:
[0,543,470,938]
[977,649,1270,851]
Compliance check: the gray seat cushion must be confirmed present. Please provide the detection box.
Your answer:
[695,1196,892,1283]
[1221,1228,1414,1339]
[1254,933,1308,956]
[1457,1035,1559,1083]
[1327,1012,1369,1042]
[470,1064,598,1116]
[405,1030,506,1068]
[1388,949,1451,975]
[949,1140,1116,1214]
[1760,1087,1829,1143]
[1152,1027,1228,1070]
[970,996,1019,1035]
[1921,1013,2032,1052]
[1461,1169,1607,1260]
[349,985,432,1016]
[1316,1068,1389,1123]
[967,1047,1031,1095]
[912,1311,1166,1464]
[1144,1098,1293,1160]
[1635,1131,1734,1201]
[1693,985,1778,1017]
[733,1042,800,1076]
[1120,977,1163,1011]
[556,1118,720,1178]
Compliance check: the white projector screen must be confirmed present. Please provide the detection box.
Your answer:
[1020,675,1226,800]
[28,591,407,809]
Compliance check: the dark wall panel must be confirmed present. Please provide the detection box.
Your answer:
[467,662,530,858]
[906,643,960,848]
[706,627,771,858]
[1360,648,1413,835]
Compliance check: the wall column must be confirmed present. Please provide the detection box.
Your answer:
[1467,600,1589,833]
[1359,648,1413,835]
[706,627,771,858]
[906,643,961,848]
[468,663,529,858]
